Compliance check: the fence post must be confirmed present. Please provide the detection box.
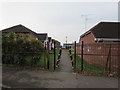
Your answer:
[106,44,111,73]
[47,42,50,70]
[81,41,84,71]
[54,41,56,71]
[44,47,46,69]
[109,44,111,74]
[74,41,76,71]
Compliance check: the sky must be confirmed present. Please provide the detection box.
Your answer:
[0,0,119,44]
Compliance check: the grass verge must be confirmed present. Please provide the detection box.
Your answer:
[68,50,108,75]
[49,49,60,69]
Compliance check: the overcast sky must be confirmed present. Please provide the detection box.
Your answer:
[1,1,119,44]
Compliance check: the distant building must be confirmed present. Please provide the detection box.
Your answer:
[63,43,74,49]
[48,37,52,50]
[51,39,54,50]
[51,39,61,50]
[2,24,38,40]
[37,33,48,47]
[55,40,61,49]
[1,24,61,50]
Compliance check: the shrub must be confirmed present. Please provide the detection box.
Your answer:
[2,32,44,66]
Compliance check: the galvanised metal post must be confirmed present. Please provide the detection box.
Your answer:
[47,42,49,70]
[54,41,56,71]
[74,41,76,71]
[81,41,84,71]
[109,44,111,74]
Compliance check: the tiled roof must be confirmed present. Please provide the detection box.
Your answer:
[37,33,47,41]
[2,24,37,36]
[81,22,120,39]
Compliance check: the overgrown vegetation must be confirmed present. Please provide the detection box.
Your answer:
[75,55,107,74]
[49,49,60,68]
[2,32,44,67]
[68,49,107,75]
[2,32,62,70]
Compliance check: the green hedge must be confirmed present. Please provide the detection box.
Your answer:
[2,32,44,67]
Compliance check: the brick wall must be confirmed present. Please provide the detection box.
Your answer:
[79,32,95,44]
[77,33,119,71]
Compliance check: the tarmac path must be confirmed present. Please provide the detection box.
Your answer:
[2,50,118,88]
[57,49,73,72]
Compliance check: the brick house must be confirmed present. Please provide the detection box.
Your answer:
[51,39,61,50]
[55,40,61,49]
[63,43,74,49]
[37,33,48,47]
[2,24,38,40]
[48,37,52,50]
[77,22,120,71]
[79,22,120,44]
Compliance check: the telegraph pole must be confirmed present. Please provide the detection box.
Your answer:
[66,36,67,49]
[66,36,67,44]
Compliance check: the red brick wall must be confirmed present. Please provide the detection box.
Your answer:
[79,32,95,44]
[82,44,119,71]
[77,33,119,71]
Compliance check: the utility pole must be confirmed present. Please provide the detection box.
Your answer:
[66,36,67,49]
[66,36,67,44]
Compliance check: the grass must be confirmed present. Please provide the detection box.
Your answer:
[76,56,107,74]
[68,50,107,75]
[37,54,46,68]
[49,49,60,69]
[24,49,60,69]
[3,49,60,70]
